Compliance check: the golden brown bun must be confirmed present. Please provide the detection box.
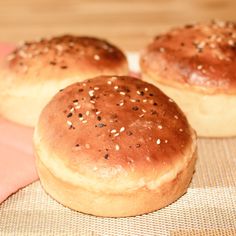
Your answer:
[34,75,197,217]
[0,35,128,127]
[140,20,236,137]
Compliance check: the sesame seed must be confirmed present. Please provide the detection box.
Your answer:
[7,54,15,61]
[142,99,147,103]
[119,100,124,106]
[130,99,136,102]
[120,91,126,96]
[159,47,165,52]
[168,98,174,103]
[75,105,81,109]
[114,133,119,137]
[142,109,147,113]
[228,40,235,46]
[139,114,144,118]
[86,111,90,116]
[56,45,63,52]
[70,107,75,113]
[94,87,99,90]
[179,128,183,132]
[132,106,139,111]
[96,123,106,128]
[164,139,168,143]
[114,86,119,90]
[156,139,161,145]
[82,120,88,124]
[19,50,27,58]
[94,54,100,60]
[67,113,73,118]
[96,111,101,115]
[107,80,112,85]
[120,127,125,132]
[174,115,179,119]
[158,125,163,129]
[111,129,117,133]
[126,131,133,136]
[90,100,95,104]
[67,120,72,127]
[88,90,94,97]
[135,144,141,148]
[137,91,141,95]
[197,65,203,70]
[115,144,120,151]
[85,144,90,149]
[146,156,151,162]
[144,87,148,91]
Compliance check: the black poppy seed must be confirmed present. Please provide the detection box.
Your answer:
[132,106,139,111]
[61,65,68,69]
[97,116,101,121]
[73,99,78,103]
[181,42,185,46]
[153,102,157,106]
[136,144,141,148]
[67,113,73,118]
[96,123,106,128]
[151,110,157,115]
[149,93,154,96]
[140,91,144,96]
[129,145,132,148]
[50,61,56,65]
[75,144,80,147]
[104,153,109,159]
[78,89,84,92]
[78,113,83,118]
[127,131,133,136]
[59,89,64,92]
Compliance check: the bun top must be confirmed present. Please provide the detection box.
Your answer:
[140,20,236,94]
[2,35,128,82]
[35,75,196,193]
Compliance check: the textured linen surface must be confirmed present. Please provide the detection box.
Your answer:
[0,52,236,236]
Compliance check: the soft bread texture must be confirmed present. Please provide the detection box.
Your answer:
[34,75,197,217]
[0,35,128,127]
[140,20,236,137]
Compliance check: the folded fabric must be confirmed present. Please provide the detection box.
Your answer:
[0,44,38,203]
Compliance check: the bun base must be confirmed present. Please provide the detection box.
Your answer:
[142,75,236,137]
[36,152,197,217]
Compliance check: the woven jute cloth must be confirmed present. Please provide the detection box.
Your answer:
[0,138,236,236]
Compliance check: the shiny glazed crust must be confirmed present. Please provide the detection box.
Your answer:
[34,75,197,217]
[140,20,236,94]
[0,35,128,126]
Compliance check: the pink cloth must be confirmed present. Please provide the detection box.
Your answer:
[0,44,38,203]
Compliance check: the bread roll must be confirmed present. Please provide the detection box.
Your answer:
[0,35,128,126]
[34,75,197,217]
[140,20,236,137]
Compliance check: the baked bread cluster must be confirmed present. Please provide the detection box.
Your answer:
[140,20,236,137]
[34,75,197,217]
[2,20,235,217]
